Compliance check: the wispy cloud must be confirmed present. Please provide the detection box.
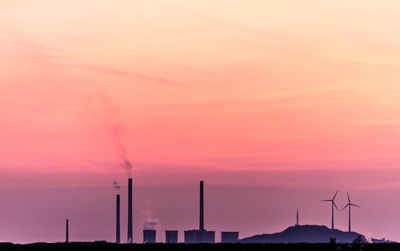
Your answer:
[61,63,182,86]
[49,63,131,77]
[3,40,183,86]
[1,41,86,55]
[357,181,400,191]
[33,61,183,86]
[177,5,290,39]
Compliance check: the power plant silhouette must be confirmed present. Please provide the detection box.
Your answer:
[64,180,362,244]
[113,179,238,244]
[183,180,218,243]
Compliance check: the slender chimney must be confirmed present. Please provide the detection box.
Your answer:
[128,178,133,243]
[116,194,120,243]
[199,181,204,231]
[66,219,69,243]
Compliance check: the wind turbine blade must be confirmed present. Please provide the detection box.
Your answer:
[342,204,349,211]
[347,192,350,203]
[333,190,339,201]
[333,201,339,211]
[351,203,360,208]
[321,200,332,202]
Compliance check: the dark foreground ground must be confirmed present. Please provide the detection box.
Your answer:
[0,242,399,251]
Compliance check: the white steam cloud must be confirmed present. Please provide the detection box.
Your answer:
[141,198,161,230]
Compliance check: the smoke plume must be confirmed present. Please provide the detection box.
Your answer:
[113,180,120,191]
[143,219,161,230]
[88,93,133,177]
[112,121,133,177]
[141,199,161,230]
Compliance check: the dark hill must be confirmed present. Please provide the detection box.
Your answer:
[240,225,366,243]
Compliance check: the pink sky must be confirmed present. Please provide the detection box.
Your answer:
[1,0,400,243]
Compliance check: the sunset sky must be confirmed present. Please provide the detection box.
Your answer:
[1,0,400,244]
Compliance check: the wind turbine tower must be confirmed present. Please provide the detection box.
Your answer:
[322,190,339,230]
[296,208,299,226]
[342,192,360,232]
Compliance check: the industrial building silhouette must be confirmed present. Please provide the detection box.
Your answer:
[221,232,239,243]
[183,181,216,243]
[143,230,156,243]
[111,179,239,244]
[127,178,133,243]
[165,230,178,243]
[64,179,362,244]
[116,194,120,243]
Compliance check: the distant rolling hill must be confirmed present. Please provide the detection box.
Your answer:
[240,225,366,243]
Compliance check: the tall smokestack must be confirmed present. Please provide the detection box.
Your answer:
[66,219,69,243]
[199,181,204,231]
[116,194,120,243]
[128,178,133,243]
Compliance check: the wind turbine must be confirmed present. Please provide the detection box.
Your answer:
[322,190,339,230]
[342,192,360,232]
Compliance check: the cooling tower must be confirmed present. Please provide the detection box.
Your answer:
[165,230,178,243]
[221,232,239,243]
[143,230,156,243]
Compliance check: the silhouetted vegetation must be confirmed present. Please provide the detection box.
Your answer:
[0,243,400,251]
